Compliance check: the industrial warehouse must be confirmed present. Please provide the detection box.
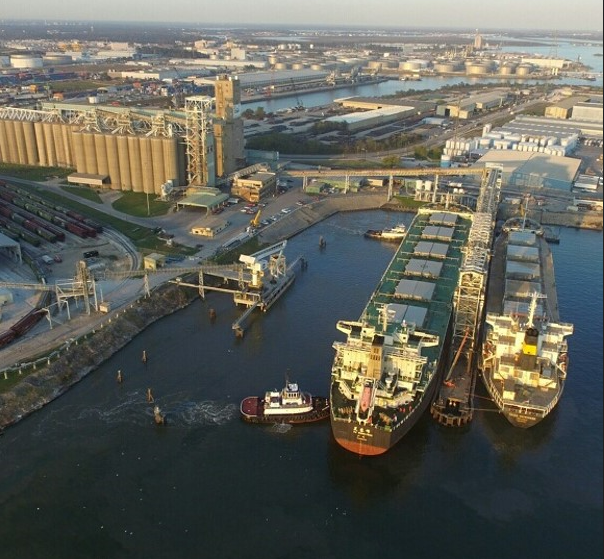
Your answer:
[0,75,245,195]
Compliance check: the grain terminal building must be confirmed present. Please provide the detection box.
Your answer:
[0,75,245,195]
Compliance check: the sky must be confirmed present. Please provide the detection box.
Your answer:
[1,0,603,32]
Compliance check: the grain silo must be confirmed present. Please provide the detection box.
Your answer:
[105,134,121,190]
[151,138,165,193]
[116,135,132,190]
[82,133,98,175]
[14,121,28,164]
[23,121,38,165]
[139,137,155,194]
[5,121,19,163]
[33,121,47,166]
[163,137,179,186]
[94,133,109,176]
[43,123,57,167]
[128,135,143,192]
[52,124,66,166]
[72,131,86,173]
[62,125,74,167]
[0,121,8,162]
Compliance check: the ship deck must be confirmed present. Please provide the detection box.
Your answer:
[486,232,560,322]
[361,209,472,358]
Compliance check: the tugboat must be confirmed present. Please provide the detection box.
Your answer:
[240,380,329,424]
[364,223,407,242]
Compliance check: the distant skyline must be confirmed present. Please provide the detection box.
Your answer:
[1,0,603,32]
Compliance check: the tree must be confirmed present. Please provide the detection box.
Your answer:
[382,155,400,168]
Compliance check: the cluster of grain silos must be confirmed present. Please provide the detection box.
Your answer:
[0,120,76,168]
[71,131,183,193]
[0,117,185,194]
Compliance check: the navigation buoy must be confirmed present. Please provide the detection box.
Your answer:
[153,405,165,425]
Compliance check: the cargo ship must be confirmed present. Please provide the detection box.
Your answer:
[364,223,407,242]
[240,380,329,424]
[330,209,472,455]
[480,225,573,427]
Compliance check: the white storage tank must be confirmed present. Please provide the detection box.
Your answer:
[11,53,44,68]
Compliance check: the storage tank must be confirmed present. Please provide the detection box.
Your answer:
[43,54,72,65]
[116,135,132,190]
[105,134,121,190]
[291,63,306,70]
[128,136,144,192]
[401,59,428,72]
[516,64,533,76]
[267,55,279,66]
[500,62,517,75]
[274,62,288,70]
[466,62,491,75]
[310,64,324,71]
[434,61,462,74]
[10,53,43,69]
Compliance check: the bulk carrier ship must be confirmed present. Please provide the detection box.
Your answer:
[480,223,573,427]
[330,209,472,455]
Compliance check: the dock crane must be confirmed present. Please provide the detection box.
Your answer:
[239,240,287,290]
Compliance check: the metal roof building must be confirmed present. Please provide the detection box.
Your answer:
[325,105,416,131]
[474,151,581,191]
